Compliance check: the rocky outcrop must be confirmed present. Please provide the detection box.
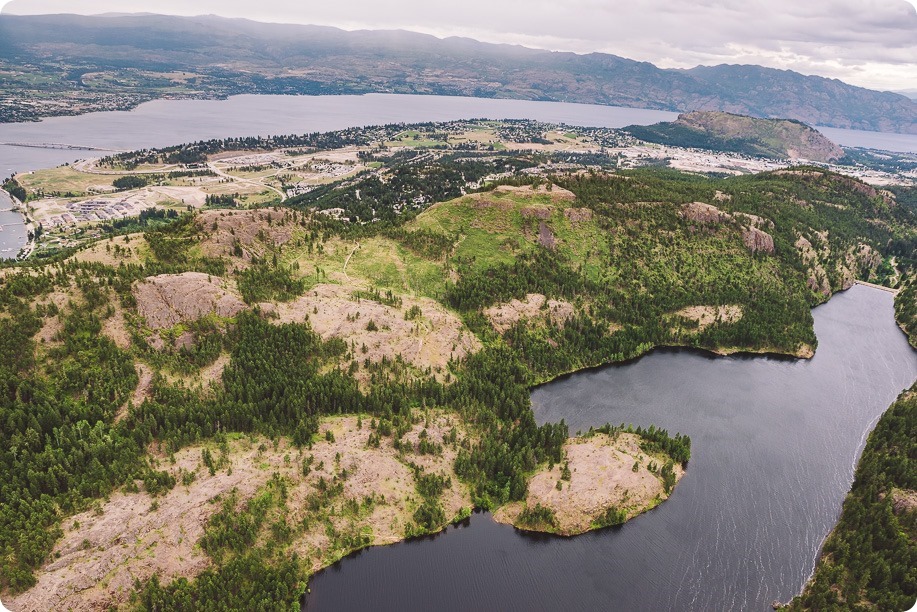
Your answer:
[133,272,246,330]
[795,231,882,295]
[197,208,296,264]
[493,432,685,536]
[795,235,831,296]
[890,488,917,516]
[680,201,775,255]
[681,201,730,225]
[484,293,575,334]
[274,283,479,384]
[742,226,775,254]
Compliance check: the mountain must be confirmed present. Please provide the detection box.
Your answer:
[0,13,916,134]
[625,111,846,162]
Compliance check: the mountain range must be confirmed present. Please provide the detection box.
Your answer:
[0,13,915,134]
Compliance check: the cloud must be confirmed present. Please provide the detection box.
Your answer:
[4,0,917,91]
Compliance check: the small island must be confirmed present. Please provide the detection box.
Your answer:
[495,427,689,535]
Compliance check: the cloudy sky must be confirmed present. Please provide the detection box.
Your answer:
[3,0,917,93]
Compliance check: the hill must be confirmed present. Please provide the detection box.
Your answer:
[625,111,845,162]
[1,13,916,133]
[0,131,914,608]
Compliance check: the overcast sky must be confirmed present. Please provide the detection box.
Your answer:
[3,0,917,93]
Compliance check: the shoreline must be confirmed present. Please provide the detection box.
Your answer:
[0,188,31,261]
[529,282,908,392]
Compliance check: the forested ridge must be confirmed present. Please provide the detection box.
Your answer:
[0,152,914,609]
[423,168,915,380]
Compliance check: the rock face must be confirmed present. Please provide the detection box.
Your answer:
[681,201,730,225]
[742,226,776,254]
[680,201,775,255]
[133,272,246,329]
[795,230,882,296]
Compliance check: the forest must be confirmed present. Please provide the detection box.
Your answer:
[0,144,914,609]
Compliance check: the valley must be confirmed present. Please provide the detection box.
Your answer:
[0,116,914,610]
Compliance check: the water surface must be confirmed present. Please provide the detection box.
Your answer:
[0,94,680,257]
[2,93,914,259]
[0,190,27,257]
[816,126,917,154]
[304,285,916,611]
[0,94,679,175]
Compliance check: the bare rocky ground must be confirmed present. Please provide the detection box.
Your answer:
[563,207,594,225]
[680,201,776,254]
[33,290,72,346]
[484,293,575,334]
[795,232,882,296]
[132,272,245,330]
[274,283,480,382]
[494,433,684,536]
[796,234,832,296]
[117,363,153,421]
[8,415,472,612]
[70,234,147,267]
[673,304,743,332]
[196,208,299,264]
[890,488,917,515]
[7,443,270,612]
[101,300,132,350]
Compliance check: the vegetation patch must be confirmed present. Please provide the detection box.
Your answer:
[273,283,480,384]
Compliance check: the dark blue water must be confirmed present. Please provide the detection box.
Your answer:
[304,285,917,611]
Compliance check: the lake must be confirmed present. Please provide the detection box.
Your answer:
[0,93,680,257]
[0,94,681,176]
[303,284,917,611]
[2,93,916,258]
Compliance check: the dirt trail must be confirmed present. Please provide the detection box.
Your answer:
[342,242,360,278]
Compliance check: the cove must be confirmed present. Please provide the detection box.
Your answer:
[303,284,917,611]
